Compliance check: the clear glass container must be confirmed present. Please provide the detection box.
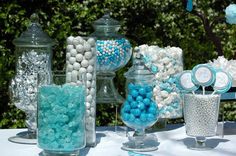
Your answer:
[65,36,97,147]
[9,13,54,144]
[120,53,159,152]
[183,94,221,150]
[90,13,132,103]
[37,73,86,156]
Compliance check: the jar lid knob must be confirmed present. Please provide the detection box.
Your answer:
[30,13,39,24]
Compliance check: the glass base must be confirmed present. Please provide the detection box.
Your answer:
[40,150,79,156]
[8,130,36,144]
[96,72,124,104]
[187,137,212,151]
[122,133,159,152]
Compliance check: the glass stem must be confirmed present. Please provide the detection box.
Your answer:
[195,136,206,148]
[133,129,145,148]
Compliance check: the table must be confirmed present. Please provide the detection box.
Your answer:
[1,122,236,156]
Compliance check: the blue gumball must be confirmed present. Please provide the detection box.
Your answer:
[127,95,133,102]
[131,90,139,98]
[143,98,151,106]
[128,83,135,91]
[122,113,130,121]
[128,114,135,122]
[137,102,145,110]
[123,104,131,112]
[140,113,147,122]
[138,88,146,96]
[136,96,143,102]
[133,109,141,117]
[147,113,156,122]
[145,85,153,92]
[146,92,153,99]
[148,106,157,115]
[130,101,138,108]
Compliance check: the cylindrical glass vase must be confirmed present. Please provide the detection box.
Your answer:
[37,83,86,156]
[183,94,221,150]
[66,36,97,147]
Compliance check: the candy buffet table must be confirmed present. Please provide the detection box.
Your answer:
[1,122,236,156]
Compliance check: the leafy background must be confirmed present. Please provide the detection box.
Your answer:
[0,0,236,128]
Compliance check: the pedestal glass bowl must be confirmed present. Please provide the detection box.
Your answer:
[183,94,221,150]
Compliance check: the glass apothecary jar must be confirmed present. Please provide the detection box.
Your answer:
[9,13,54,144]
[90,13,132,103]
[38,79,86,156]
[120,52,159,152]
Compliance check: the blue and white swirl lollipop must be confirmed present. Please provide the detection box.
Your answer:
[192,64,216,95]
[178,70,199,94]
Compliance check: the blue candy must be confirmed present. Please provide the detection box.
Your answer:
[131,90,139,97]
[143,98,151,106]
[136,95,143,102]
[138,88,146,95]
[130,101,138,108]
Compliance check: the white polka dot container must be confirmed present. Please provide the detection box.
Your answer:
[137,45,184,119]
[66,36,96,147]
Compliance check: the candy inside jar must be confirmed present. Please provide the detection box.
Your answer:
[120,52,159,152]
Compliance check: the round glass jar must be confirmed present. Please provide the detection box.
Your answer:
[90,13,132,103]
[120,53,159,152]
[9,13,54,144]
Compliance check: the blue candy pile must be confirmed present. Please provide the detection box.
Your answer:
[96,38,132,71]
[38,84,86,152]
[121,83,159,129]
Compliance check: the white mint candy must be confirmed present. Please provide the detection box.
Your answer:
[84,51,93,60]
[161,90,169,98]
[75,36,84,44]
[86,81,91,88]
[81,59,89,68]
[69,57,76,64]
[87,65,94,73]
[76,44,84,53]
[90,107,95,116]
[66,52,71,59]
[83,42,91,51]
[76,80,82,85]
[67,64,73,72]
[86,73,93,81]
[71,70,78,82]
[66,45,74,52]
[90,88,96,96]
[73,37,81,45]
[87,38,96,46]
[86,102,91,108]
[70,49,77,57]
[87,95,93,103]
[79,67,86,74]
[76,54,83,62]
[66,72,72,82]
[67,36,74,45]
[73,62,80,70]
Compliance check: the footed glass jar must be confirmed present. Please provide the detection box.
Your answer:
[9,13,54,144]
[90,13,132,103]
[120,53,159,152]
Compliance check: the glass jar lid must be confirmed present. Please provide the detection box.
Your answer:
[124,53,155,81]
[93,13,120,28]
[13,13,55,46]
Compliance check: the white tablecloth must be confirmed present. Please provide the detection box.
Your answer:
[1,123,236,156]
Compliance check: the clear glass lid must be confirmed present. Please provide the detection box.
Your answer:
[13,13,54,46]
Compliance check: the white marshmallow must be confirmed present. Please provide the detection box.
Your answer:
[70,49,77,57]
[76,53,83,62]
[81,59,89,68]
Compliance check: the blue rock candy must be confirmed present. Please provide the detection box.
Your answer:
[38,84,86,152]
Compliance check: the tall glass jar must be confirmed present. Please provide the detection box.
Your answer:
[120,52,159,152]
[9,13,54,144]
[37,74,86,156]
[90,13,132,103]
[65,36,97,147]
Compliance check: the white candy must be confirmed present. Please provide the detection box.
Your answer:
[76,44,84,53]
[87,65,94,73]
[84,51,93,60]
[87,38,96,46]
[76,53,83,62]
[86,81,91,88]
[66,64,73,72]
[91,80,96,88]
[86,73,93,81]
[86,102,91,108]
[71,70,78,82]
[66,45,74,52]
[73,62,80,70]
[67,36,74,45]
[70,49,77,57]
[81,59,89,68]
[83,42,91,51]
[86,95,93,103]
[90,88,96,96]
[90,107,95,116]
[73,36,83,45]
[69,57,76,64]
[66,52,71,59]
[161,90,169,98]
[66,72,72,82]
[78,67,86,74]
